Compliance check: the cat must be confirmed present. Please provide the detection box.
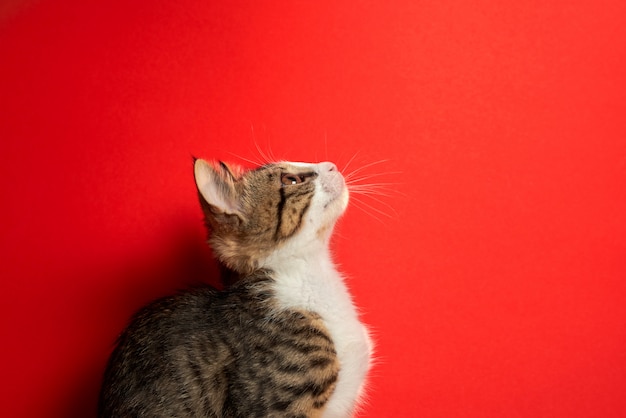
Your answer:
[98,158,372,418]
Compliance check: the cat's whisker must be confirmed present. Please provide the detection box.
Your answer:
[350,194,394,218]
[349,185,398,211]
[345,171,402,184]
[225,151,265,168]
[348,184,407,198]
[253,139,272,165]
[349,183,390,191]
[344,159,390,180]
[266,136,279,163]
[348,197,389,225]
[348,199,383,223]
[347,182,401,190]
[346,180,402,186]
[250,125,275,165]
[354,192,398,216]
[341,151,360,174]
[342,156,401,224]
[349,188,397,198]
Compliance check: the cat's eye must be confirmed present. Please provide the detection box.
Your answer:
[281,174,303,185]
[280,172,316,186]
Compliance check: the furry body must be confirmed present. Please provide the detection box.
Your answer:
[99,160,371,417]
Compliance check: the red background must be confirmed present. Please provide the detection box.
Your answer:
[2,0,626,416]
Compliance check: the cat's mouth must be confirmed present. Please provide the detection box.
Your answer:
[321,173,348,211]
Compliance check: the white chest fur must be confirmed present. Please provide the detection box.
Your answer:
[266,247,372,418]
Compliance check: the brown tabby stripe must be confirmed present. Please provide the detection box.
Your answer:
[275,185,314,240]
[275,186,288,239]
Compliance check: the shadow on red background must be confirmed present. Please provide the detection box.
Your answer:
[57,222,221,418]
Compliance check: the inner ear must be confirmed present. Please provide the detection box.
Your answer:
[194,159,241,215]
[219,161,243,181]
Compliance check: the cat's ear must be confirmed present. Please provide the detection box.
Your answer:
[194,159,242,217]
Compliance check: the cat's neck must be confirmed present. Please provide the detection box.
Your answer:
[263,238,336,281]
[261,238,357,318]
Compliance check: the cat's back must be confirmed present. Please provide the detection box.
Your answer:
[98,272,340,418]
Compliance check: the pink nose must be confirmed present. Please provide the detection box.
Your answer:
[319,162,337,172]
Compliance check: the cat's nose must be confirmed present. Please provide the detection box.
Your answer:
[319,162,337,173]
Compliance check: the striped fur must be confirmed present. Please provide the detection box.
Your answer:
[98,160,371,417]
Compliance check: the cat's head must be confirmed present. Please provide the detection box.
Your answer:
[194,159,348,274]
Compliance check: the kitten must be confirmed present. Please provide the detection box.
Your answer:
[98,159,372,417]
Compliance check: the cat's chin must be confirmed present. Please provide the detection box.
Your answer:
[312,190,348,242]
[340,187,349,211]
